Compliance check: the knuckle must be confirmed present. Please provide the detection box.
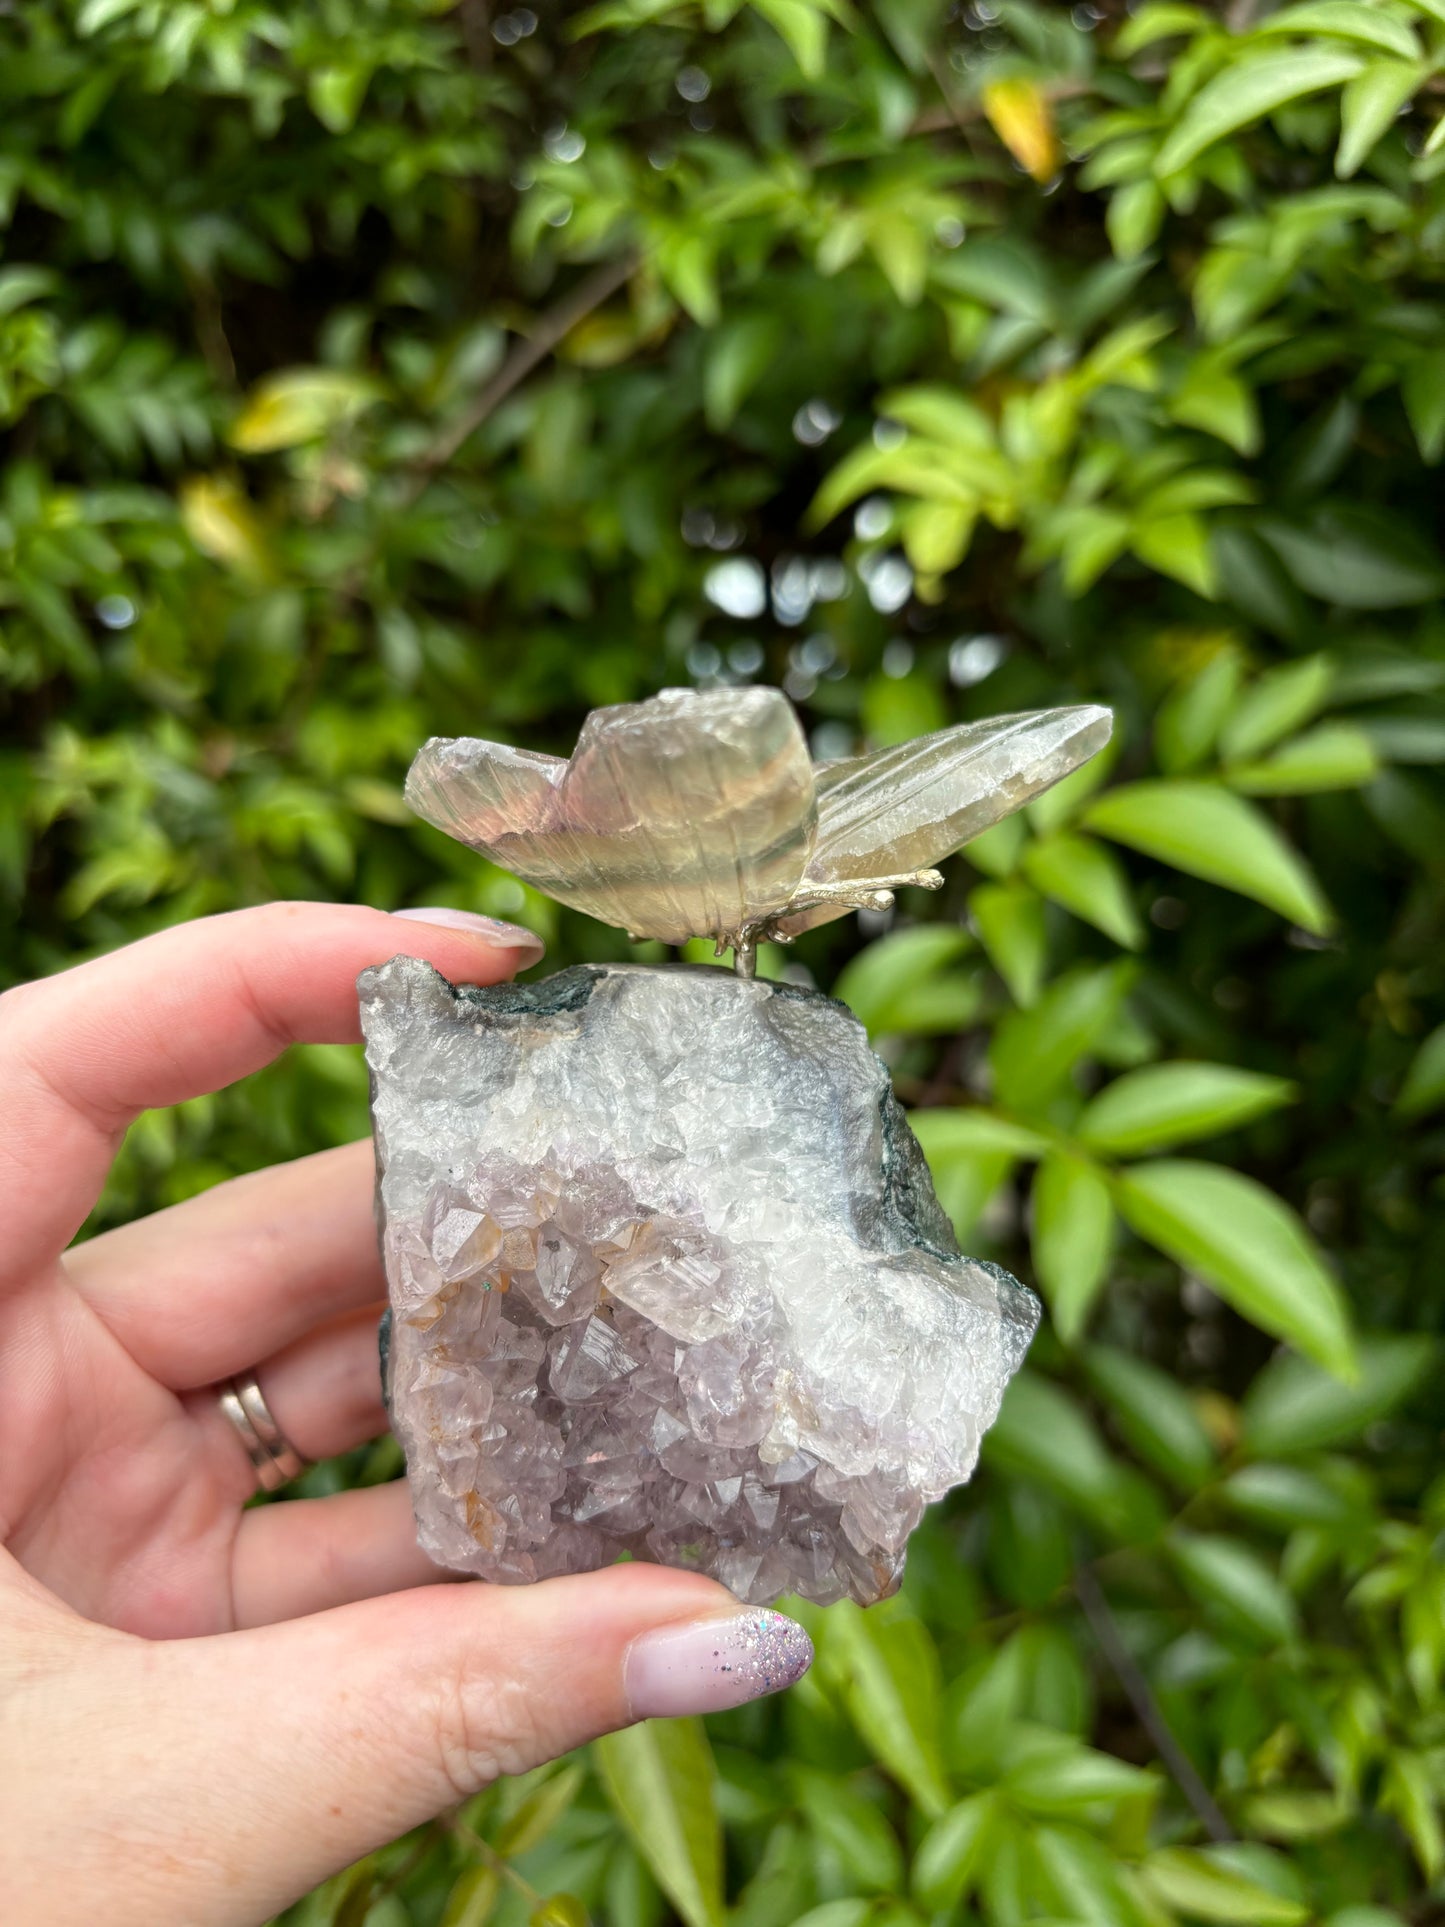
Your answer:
[427,1659,556,1800]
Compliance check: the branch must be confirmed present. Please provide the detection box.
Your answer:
[412,248,640,482]
[1073,1559,1235,1844]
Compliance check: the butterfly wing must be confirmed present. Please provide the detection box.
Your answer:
[774,705,1112,936]
[406,687,817,944]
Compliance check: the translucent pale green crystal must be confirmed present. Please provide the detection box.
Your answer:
[775,704,1114,936]
[407,686,817,945]
[406,687,1112,945]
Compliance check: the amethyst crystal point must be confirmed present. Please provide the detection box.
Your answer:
[361,958,1039,1607]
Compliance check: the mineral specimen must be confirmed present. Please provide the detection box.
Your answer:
[362,958,1041,1607]
[406,687,1112,954]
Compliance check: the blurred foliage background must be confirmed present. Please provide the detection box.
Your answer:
[4,0,1445,1921]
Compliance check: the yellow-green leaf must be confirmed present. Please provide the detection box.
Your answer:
[1084,780,1332,931]
[1078,1061,1295,1154]
[982,78,1060,182]
[1115,1159,1356,1377]
[1156,47,1364,176]
[1032,1152,1115,1343]
[1022,832,1143,949]
[595,1720,723,1927]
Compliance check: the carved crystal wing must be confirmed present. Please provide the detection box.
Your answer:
[772,704,1114,937]
[405,689,1112,951]
[406,686,818,946]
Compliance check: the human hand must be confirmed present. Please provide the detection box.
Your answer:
[0,904,813,1926]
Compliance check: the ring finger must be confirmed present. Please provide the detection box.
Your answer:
[193,1304,391,1493]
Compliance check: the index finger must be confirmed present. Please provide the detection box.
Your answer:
[0,902,544,1286]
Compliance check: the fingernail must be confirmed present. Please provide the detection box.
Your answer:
[624,1609,813,1719]
[393,907,544,954]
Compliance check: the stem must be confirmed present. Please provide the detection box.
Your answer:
[444,1813,546,1909]
[411,249,640,484]
[1073,1560,1235,1844]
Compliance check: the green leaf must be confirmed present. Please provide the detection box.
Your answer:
[1241,1333,1437,1454]
[1078,1061,1295,1154]
[0,265,58,317]
[964,813,1027,879]
[1084,781,1332,931]
[1213,525,1306,639]
[900,499,975,575]
[1155,47,1365,176]
[910,1108,1050,1159]
[788,1906,873,1927]
[307,63,372,134]
[440,1865,501,1927]
[793,1768,904,1893]
[990,962,1134,1112]
[816,1603,952,1818]
[751,0,832,78]
[1241,1788,1349,1840]
[1382,1752,1445,1879]
[1403,348,1445,464]
[1336,58,1425,177]
[1115,1160,1356,1377]
[911,1107,1046,1238]
[1229,722,1381,794]
[529,1900,588,1927]
[494,1762,586,1856]
[1114,2,1210,57]
[1172,1531,1300,1644]
[1168,367,1260,455]
[1132,511,1217,597]
[703,315,784,430]
[1257,507,1445,608]
[1032,1823,1153,1925]
[911,1793,997,1910]
[1224,1461,1357,1528]
[656,233,720,328]
[1397,1020,1445,1117]
[331,1863,379,1927]
[911,1114,1022,1241]
[1359,712,1445,762]
[869,219,930,306]
[1156,645,1245,773]
[1022,834,1143,949]
[595,1720,724,1927]
[833,925,977,1035]
[1084,1344,1217,1489]
[1220,655,1335,763]
[970,880,1048,1006]
[985,1370,1163,1540]
[1001,1732,1156,1812]
[1255,2,1420,58]
[1321,1909,1410,1927]
[1141,1845,1310,1922]
[1031,1152,1115,1344]
[861,671,949,746]
[1108,178,1166,261]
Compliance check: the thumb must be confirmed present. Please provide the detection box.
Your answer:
[39,1565,812,1926]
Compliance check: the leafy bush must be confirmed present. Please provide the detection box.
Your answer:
[4,0,1445,1920]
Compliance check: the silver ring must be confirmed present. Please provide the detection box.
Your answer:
[217,1371,307,1493]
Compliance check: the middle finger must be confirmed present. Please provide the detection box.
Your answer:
[65,1139,383,1387]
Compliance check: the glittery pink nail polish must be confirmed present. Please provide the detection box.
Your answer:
[624,1608,814,1719]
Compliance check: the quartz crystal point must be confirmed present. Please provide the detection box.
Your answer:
[406,688,1111,948]
[362,958,1040,1607]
